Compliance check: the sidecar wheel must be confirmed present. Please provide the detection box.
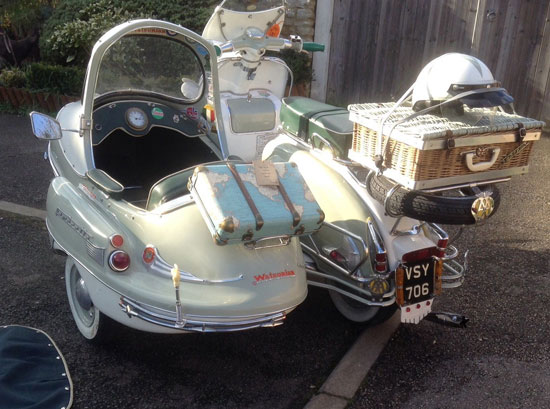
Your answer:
[329,290,380,323]
[367,174,500,225]
[65,257,114,342]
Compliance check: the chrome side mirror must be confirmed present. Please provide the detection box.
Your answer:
[29,111,62,140]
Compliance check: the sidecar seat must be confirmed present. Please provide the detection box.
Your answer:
[146,168,194,211]
[280,97,353,159]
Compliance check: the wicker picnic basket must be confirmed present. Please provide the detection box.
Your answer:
[348,103,544,190]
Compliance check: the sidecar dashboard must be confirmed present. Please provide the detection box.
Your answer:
[92,100,203,145]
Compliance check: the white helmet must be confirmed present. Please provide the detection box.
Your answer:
[411,53,513,111]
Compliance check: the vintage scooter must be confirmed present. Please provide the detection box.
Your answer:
[201,0,541,325]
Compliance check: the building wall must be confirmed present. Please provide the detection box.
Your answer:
[282,0,317,42]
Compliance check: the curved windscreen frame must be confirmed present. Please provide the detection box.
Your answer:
[95,33,206,104]
[219,0,284,12]
[80,20,229,171]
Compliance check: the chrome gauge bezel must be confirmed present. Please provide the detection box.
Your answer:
[125,107,148,131]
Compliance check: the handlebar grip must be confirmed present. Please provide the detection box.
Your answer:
[303,42,325,52]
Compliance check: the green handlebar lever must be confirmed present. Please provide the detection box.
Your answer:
[303,42,325,52]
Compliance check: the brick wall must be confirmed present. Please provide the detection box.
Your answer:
[281,0,317,41]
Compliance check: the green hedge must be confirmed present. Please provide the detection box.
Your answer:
[0,63,84,95]
[41,0,218,66]
[25,63,84,95]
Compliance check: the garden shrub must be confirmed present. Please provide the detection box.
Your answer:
[0,67,27,88]
[25,62,84,95]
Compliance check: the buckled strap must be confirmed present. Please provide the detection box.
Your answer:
[276,179,301,228]
[226,162,264,231]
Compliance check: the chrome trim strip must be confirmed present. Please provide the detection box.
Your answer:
[243,235,291,249]
[350,156,530,190]
[86,239,105,266]
[144,246,244,284]
[119,296,288,332]
[420,177,511,193]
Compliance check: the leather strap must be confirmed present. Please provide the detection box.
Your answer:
[226,162,264,231]
[276,177,301,228]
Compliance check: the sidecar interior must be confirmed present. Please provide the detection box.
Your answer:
[91,122,217,207]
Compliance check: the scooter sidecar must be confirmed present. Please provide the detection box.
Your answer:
[31,20,316,340]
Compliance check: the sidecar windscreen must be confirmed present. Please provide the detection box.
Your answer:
[96,34,206,103]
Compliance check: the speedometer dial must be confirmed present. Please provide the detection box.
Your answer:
[125,107,148,131]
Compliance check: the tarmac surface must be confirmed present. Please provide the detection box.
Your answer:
[1,112,549,408]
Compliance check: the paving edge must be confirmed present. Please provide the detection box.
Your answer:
[0,201,47,220]
[304,311,401,409]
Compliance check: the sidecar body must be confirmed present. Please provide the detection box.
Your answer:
[33,20,313,339]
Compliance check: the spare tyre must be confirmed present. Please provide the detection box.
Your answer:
[367,174,500,225]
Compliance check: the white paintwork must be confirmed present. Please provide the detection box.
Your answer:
[55,102,86,175]
[400,299,433,324]
[218,57,288,97]
[220,89,282,160]
[202,4,285,42]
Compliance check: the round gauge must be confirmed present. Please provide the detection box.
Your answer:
[125,107,148,131]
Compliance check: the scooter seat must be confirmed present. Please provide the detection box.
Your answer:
[280,96,353,159]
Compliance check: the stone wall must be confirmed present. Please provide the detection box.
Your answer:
[281,0,317,41]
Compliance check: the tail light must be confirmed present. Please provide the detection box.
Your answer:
[435,238,449,258]
[109,250,130,272]
[143,246,156,264]
[110,234,124,248]
[329,249,347,265]
[401,247,437,264]
[375,251,387,273]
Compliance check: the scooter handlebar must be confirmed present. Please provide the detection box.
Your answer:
[303,42,325,52]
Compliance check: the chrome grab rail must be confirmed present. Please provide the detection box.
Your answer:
[244,235,291,250]
[301,219,389,282]
[305,267,395,307]
[120,296,287,332]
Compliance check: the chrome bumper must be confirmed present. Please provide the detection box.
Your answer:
[119,297,288,333]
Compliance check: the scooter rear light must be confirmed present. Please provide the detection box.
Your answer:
[435,238,449,258]
[374,251,387,272]
[329,250,347,264]
[110,234,124,248]
[109,250,130,272]
[143,246,156,264]
[401,247,437,263]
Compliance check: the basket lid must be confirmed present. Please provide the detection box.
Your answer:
[348,102,545,141]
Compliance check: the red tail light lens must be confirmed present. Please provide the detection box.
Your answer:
[109,250,130,272]
[402,247,437,263]
[329,250,347,264]
[375,251,387,272]
[110,234,124,248]
[143,247,156,264]
[435,238,449,258]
